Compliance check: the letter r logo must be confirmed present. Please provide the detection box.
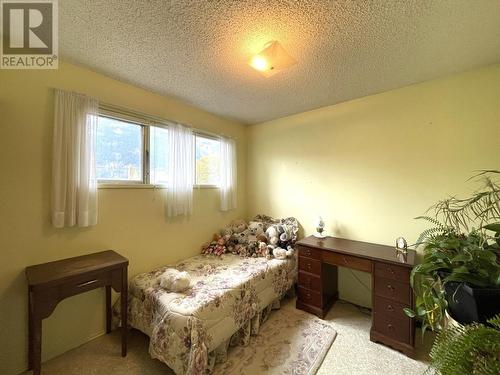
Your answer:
[2,1,53,54]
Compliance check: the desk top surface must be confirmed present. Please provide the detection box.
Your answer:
[26,250,128,286]
[297,236,416,267]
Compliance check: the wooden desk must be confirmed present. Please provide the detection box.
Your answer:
[25,250,129,375]
[296,236,416,357]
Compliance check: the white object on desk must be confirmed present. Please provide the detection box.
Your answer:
[313,216,326,238]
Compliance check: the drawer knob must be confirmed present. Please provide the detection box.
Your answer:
[387,304,394,312]
[305,250,311,256]
[387,267,395,274]
[306,293,311,299]
[77,279,99,287]
[387,323,394,331]
[307,263,312,270]
[387,284,395,291]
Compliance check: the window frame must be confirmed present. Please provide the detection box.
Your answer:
[96,111,150,185]
[96,106,221,189]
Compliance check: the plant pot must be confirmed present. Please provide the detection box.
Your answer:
[444,281,500,325]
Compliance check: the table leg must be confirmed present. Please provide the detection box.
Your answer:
[28,290,33,370]
[121,267,128,357]
[105,285,111,334]
[31,316,42,375]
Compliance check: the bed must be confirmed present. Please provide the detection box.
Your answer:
[124,252,297,374]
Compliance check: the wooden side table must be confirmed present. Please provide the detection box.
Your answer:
[25,250,129,375]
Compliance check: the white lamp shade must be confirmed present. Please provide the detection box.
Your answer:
[249,41,296,77]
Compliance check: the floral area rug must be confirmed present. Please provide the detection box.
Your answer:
[213,300,337,375]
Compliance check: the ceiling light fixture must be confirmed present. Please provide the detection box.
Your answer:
[249,41,296,78]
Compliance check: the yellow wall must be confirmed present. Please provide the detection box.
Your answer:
[0,62,247,375]
[246,64,500,307]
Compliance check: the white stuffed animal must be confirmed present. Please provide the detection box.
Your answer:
[266,226,279,251]
[273,247,287,259]
[158,269,191,293]
[269,223,294,259]
[273,246,294,260]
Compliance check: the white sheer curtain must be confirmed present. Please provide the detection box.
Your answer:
[219,136,237,211]
[51,89,99,228]
[166,123,194,217]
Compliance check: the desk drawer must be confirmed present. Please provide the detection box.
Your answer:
[60,270,111,298]
[373,295,410,322]
[323,252,372,273]
[298,257,321,275]
[374,277,411,304]
[298,271,322,292]
[375,262,410,282]
[373,315,410,344]
[297,286,322,308]
[297,245,321,260]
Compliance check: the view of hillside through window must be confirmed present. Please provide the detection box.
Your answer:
[150,126,168,184]
[96,116,142,181]
[195,135,220,185]
[96,115,221,185]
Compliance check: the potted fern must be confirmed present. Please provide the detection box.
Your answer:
[405,170,500,333]
[428,315,500,374]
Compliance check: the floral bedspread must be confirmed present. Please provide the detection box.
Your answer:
[127,253,297,374]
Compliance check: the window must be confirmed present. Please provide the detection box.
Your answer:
[96,110,222,187]
[96,116,143,182]
[150,126,169,184]
[195,134,220,186]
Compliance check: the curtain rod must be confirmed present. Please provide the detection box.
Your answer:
[99,102,235,140]
[50,89,236,140]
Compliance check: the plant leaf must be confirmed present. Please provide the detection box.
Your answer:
[403,308,416,318]
[483,223,500,232]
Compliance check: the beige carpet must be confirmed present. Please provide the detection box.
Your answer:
[318,300,433,374]
[24,298,434,375]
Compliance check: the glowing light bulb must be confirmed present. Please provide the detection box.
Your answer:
[248,41,296,78]
[250,55,269,71]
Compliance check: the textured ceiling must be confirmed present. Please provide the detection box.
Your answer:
[59,1,500,124]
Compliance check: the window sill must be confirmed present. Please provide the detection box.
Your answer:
[98,183,164,189]
[194,185,219,189]
[98,183,219,189]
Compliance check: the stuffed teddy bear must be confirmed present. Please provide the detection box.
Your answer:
[256,241,271,258]
[220,227,238,253]
[230,219,247,234]
[267,224,295,259]
[266,225,280,252]
[272,247,288,260]
[278,226,294,251]
[225,235,238,254]
[248,221,264,240]
[228,219,248,254]
[232,229,251,256]
[247,221,263,245]
[239,229,264,258]
[257,233,268,244]
[237,229,249,244]
[220,226,233,237]
[158,269,191,292]
[246,221,272,258]
[272,246,294,259]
